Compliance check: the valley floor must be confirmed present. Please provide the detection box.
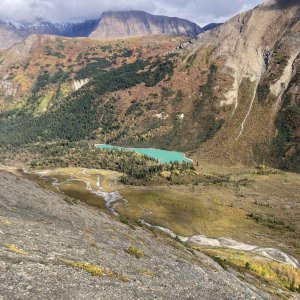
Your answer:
[0,164,300,299]
[0,170,271,300]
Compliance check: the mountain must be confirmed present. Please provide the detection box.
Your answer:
[202,23,222,32]
[16,19,99,38]
[0,19,99,49]
[0,12,202,50]
[1,2,300,297]
[0,0,299,171]
[186,0,300,169]
[0,21,23,50]
[89,11,203,40]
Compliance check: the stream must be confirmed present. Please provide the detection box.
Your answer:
[23,168,300,269]
[29,169,125,216]
[139,220,300,269]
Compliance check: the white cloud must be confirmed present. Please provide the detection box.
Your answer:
[0,0,263,25]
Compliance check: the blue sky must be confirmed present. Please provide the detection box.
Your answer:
[0,0,263,25]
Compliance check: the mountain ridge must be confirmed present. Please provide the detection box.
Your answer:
[90,11,202,40]
[0,0,299,170]
[0,11,202,50]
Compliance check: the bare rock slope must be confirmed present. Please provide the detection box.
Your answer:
[0,171,269,299]
[90,11,202,39]
[177,0,300,167]
[0,11,201,50]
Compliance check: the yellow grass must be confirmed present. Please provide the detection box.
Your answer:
[199,248,300,291]
[127,245,144,259]
[4,243,28,255]
[64,260,128,282]
[0,219,10,225]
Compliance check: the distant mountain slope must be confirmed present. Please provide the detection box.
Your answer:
[0,11,201,50]
[15,19,99,38]
[0,19,99,49]
[202,23,222,32]
[0,21,23,50]
[89,11,203,39]
[0,0,299,171]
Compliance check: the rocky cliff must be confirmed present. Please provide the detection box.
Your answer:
[0,11,201,50]
[89,11,202,39]
[175,0,300,168]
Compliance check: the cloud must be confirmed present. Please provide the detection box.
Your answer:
[0,0,263,25]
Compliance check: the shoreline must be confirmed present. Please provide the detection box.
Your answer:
[94,144,193,164]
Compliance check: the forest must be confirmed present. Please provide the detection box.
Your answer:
[0,52,199,184]
[0,55,175,147]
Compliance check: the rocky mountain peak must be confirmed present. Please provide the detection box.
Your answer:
[89,10,202,39]
[0,10,201,49]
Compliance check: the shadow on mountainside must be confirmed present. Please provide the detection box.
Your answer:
[267,0,300,9]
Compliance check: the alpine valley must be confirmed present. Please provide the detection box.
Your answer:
[0,1,300,299]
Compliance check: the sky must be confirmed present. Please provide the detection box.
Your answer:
[0,0,263,25]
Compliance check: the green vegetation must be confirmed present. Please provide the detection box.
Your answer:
[118,215,136,230]
[0,141,193,183]
[273,48,289,67]
[247,212,294,231]
[63,196,77,205]
[0,56,175,148]
[172,90,184,106]
[127,245,144,259]
[34,71,51,91]
[185,53,197,69]
[125,100,153,117]
[257,83,270,104]
[75,58,112,80]
[44,46,66,59]
[120,48,133,58]
[210,255,227,270]
[199,248,300,293]
[192,62,224,144]
[33,69,69,92]
[272,64,300,172]
[267,46,289,84]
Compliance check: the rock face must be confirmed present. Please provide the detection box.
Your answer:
[0,11,201,50]
[0,171,271,299]
[177,0,300,168]
[89,11,202,39]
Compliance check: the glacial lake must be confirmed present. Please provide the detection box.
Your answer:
[96,144,192,164]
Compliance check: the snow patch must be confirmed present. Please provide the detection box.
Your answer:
[154,112,169,120]
[177,113,185,120]
[73,79,89,91]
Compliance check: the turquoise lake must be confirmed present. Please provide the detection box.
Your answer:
[96,144,192,164]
